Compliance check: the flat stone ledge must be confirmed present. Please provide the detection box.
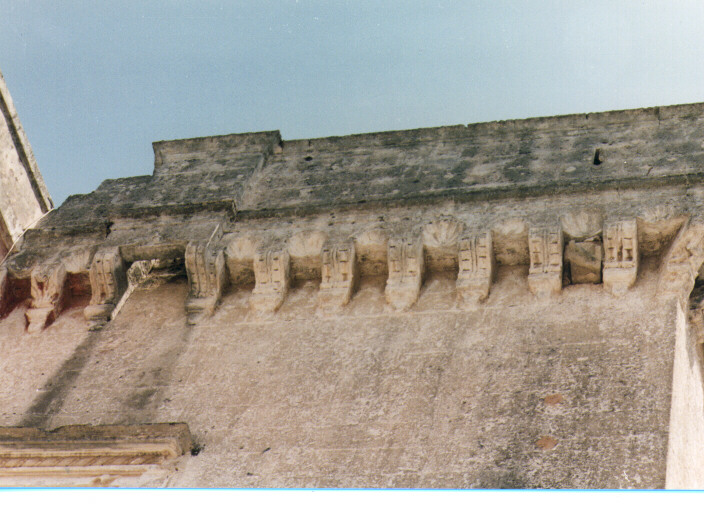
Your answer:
[0,423,192,482]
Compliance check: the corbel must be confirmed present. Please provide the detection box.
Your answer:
[83,247,128,330]
[527,226,563,296]
[185,226,227,325]
[319,240,357,308]
[25,259,67,333]
[603,219,638,296]
[251,246,290,312]
[385,236,424,310]
[456,230,495,305]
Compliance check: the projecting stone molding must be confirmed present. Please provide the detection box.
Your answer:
[0,424,192,486]
[0,210,700,330]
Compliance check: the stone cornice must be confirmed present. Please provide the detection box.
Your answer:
[4,102,704,330]
[0,424,192,483]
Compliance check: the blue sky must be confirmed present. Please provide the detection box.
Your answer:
[2,1,704,206]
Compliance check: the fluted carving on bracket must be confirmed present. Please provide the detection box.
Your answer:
[457,231,495,305]
[25,260,67,333]
[185,237,227,325]
[386,237,424,310]
[319,241,357,308]
[84,248,128,330]
[251,248,290,312]
[528,226,563,296]
[603,219,638,296]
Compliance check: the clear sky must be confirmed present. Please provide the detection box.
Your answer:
[1,1,704,206]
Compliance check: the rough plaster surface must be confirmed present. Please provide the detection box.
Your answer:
[0,261,676,488]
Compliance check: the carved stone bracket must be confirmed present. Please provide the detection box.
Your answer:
[84,248,128,330]
[319,241,357,308]
[603,219,638,296]
[251,247,290,312]
[659,221,704,300]
[386,237,424,310]
[25,260,67,333]
[185,230,227,324]
[457,231,495,305]
[528,226,563,296]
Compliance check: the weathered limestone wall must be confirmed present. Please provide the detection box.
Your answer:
[666,303,704,488]
[0,70,52,257]
[3,97,704,488]
[0,260,676,488]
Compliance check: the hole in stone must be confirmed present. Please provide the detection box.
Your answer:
[304,156,313,161]
[593,149,603,165]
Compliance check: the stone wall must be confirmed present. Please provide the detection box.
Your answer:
[2,99,704,487]
[0,258,677,488]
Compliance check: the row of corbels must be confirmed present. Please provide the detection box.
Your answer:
[0,217,645,333]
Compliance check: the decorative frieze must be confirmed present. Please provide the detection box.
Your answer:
[527,226,563,296]
[185,227,227,324]
[319,241,357,308]
[25,260,67,333]
[386,237,424,310]
[456,231,495,304]
[84,248,128,330]
[251,247,290,312]
[603,219,638,296]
